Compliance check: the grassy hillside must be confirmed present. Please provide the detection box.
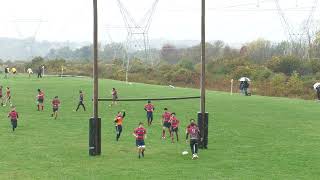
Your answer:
[0,75,319,180]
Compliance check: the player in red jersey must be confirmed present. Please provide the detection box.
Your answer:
[37,89,45,111]
[161,108,171,139]
[114,111,125,141]
[0,86,3,106]
[186,119,202,159]
[4,87,11,106]
[169,112,180,143]
[8,106,19,132]
[51,96,61,119]
[133,122,147,159]
[144,100,155,126]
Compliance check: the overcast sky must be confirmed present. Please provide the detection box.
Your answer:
[0,0,319,45]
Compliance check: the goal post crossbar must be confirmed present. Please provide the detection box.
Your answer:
[97,96,200,102]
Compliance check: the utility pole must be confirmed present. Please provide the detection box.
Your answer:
[93,0,98,118]
[198,0,208,149]
[89,0,101,156]
[200,0,206,118]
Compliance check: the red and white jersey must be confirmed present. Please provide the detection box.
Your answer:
[134,127,147,140]
[187,124,200,140]
[37,92,44,100]
[144,104,154,112]
[112,90,117,96]
[52,99,60,108]
[170,117,180,128]
[8,111,19,120]
[162,112,171,122]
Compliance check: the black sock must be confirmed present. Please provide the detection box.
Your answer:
[195,143,198,154]
[191,144,195,154]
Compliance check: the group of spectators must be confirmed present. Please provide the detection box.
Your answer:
[3,65,45,78]
[239,81,250,96]
[3,67,17,78]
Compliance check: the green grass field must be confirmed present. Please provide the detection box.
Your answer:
[0,75,320,180]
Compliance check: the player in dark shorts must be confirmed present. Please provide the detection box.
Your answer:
[186,119,202,159]
[8,106,19,132]
[133,122,147,159]
[4,87,11,106]
[4,67,9,79]
[161,108,171,139]
[51,96,60,119]
[0,86,3,106]
[76,90,86,111]
[110,88,118,106]
[144,100,155,126]
[114,111,125,141]
[37,66,42,78]
[169,112,180,143]
[37,89,44,111]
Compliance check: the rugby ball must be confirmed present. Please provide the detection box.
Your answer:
[182,151,188,155]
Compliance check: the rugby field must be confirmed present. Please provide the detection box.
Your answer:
[0,75,319,179]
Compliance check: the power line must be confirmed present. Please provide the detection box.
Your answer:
[11,18,47,58]
[273,0,319,58]
[116,0,159,83]
[162,0,316,13]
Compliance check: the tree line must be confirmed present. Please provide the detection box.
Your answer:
[5,36,320,100]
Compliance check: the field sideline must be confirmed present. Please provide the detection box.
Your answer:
[0,75,319,179]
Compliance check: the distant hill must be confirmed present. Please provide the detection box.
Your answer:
[0,37,233,61]
[149,39,200,49]
[0,37,90,61]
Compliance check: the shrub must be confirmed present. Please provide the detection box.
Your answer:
[252,66,273,80]
[286,71,304,97]
[178,59,194,71]
[230,66,255,80]
[267,56,303,75]
[269,73,287,96]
